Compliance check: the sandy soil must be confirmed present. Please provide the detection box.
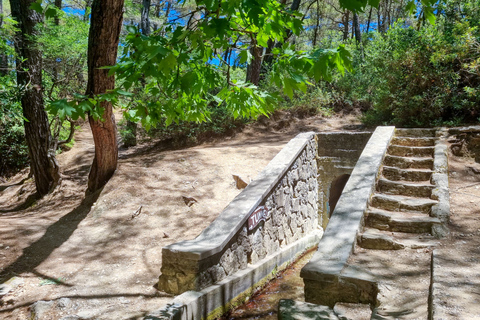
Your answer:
[0,112,363,320]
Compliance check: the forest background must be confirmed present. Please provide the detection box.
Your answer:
[0,0,479,195]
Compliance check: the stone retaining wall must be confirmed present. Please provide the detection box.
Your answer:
[301,127,395,307]
[316,132,372,228]
[158,132,319,295]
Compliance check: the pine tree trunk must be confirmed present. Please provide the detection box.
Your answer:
[366,6,373,34]
[10,0,60,196]
[140,0,151,36]
[86,0,124,193]
[353,12,361,43]
[343,10,350,41]
[0,0,8,76]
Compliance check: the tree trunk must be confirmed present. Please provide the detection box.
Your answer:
[10,0,60,196]
[312,0,321,47]
[343,10,350,41]
[0,0,9,76]
[86,0,124,193]
[353,12,361,43]
[366,6,373,34]
[54,0,62,25]
[140,0,151,36]
[245,40,263,85]
[377,6,383,33]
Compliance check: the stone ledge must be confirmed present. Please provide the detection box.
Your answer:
[164,132,316,261]
[146,231,322,320]
[431,128,450,238]
[301,126,395,307]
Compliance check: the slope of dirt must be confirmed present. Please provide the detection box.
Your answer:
[0,112,363,320]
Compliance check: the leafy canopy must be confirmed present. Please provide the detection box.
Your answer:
[48,0,353,128]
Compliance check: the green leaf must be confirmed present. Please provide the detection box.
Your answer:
[45,7,57,19]
[424,7,436,25]
[339,0,367,12]
[29,1,43,14]
[238,50,252,64]
[405,1,416,14]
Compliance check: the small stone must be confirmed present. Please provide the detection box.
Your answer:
[59,316,80,320]
[233,174,248,189]
[30,300,55,320]
[182,196,198,207]
[57,297,72,309]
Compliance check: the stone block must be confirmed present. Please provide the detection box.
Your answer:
[278,299,345,320]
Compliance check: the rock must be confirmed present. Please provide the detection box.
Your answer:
[59,316,80,320]
[30,300,55,320]
[278,299,347,320]
[0,277,24,296]
[57,297,72,309]
[232,174,248,189]
[181,196,198,207]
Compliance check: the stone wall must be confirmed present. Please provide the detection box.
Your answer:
[158,132,319,295]
[316,132,372,228]
[449,126,480,163]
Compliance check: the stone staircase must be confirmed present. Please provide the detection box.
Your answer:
[350,128,446,319]
[358,129,441,251]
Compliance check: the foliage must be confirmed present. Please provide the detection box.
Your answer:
[49,0,353,131]
[328,4,480,127]
[0,15,28,177]
[37,8,89,101]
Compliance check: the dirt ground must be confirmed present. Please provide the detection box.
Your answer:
[0,112,363,320]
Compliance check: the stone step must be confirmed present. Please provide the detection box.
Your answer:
[366,208,441,233]
[357,229,405,250]
[387,145,434,157]
[395,128,436,137]
[370,194,438,214]
[383,155,433,170]
[358,228,438,250]
[391,137,435,147]
[382,166,432,182]
[377,178,434,198]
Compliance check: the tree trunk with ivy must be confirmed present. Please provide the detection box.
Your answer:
[10,0,60,196]
[85,0,124,192]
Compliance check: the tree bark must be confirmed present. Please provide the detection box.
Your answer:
[140,0,151,36]
[85,0,124,192]
[245,40,263,85]
[366,6,373,34]
[353,12,361,43]
[312,0,321,47]
[343,10,350,41]
[54,0,62,25]
[0,0,9,76]
[10,0,60,196]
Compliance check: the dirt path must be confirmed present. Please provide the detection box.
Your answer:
[2,115,478,320]
[0,113,361,320]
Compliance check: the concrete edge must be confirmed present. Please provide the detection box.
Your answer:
[301,126,395,281]
[428,249,448,320]
[164,132,316,260]
[431,128,450,238]
[145,230,323,320]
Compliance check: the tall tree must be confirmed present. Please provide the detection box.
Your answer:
[140,0,151,36]
[353,12,361,42]
[0,0,8,76]
[85,0,124,192]
[10,0,60,196]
